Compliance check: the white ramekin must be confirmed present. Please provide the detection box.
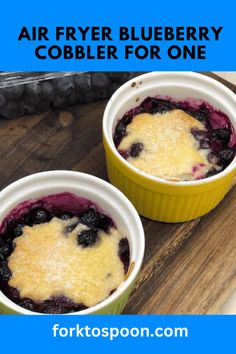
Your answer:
[0,171,145,314]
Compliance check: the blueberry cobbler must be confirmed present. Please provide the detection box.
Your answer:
[0,193,130,314]
[114,97,236,181]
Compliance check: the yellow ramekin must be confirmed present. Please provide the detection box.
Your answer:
[103,72,236,222]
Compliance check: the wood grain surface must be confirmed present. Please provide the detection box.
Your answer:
[0,73,235,314]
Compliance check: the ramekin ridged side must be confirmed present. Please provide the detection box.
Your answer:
[103,72,236,222]
[104,140,235,222]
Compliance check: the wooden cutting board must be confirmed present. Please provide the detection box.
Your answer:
[0,73,235,314]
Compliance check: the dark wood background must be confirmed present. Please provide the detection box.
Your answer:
[0,72,235,314]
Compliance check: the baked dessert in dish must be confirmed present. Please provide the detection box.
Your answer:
[114,97,236,181]
[0,192,130,314]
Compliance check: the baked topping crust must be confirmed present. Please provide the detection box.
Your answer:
[8,217,125,307]
[118,109,218,181]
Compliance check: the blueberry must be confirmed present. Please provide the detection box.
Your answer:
[205,169,220,178]
[0,244,12,261]
[114,105,146,147]
[41,298,63,314]
[39,296,87,314]
[39,81,55,101]
[211,128,231,146]
[91,73,111,96]
[130,142,144,157]
[28,208,51,225]
[8,221,24,238]
[114,120,127,147]
[98,214,113,232]
[0,236,6,247]
[0,252,5,262]
[123,111,136,125]
[118,238,130,274]
[58,212,74,221]
[25,82,40,97]
[6,286,20,301]
[68,304,88,313]
[153,98,175,113]
[141,97,174,114]
[0,261,11,282]
[4,85,24,100]
[187,106,209,122]
[55,296,87,313]
[53,76,75,96]
[80,208,112,232]
[219,148,235,167]
[207,152,220,165]
[74,72,92,92]
[20,298,34,311]
[77,229,98,247]
[191,129,210,149]
[140,97,154,112]
[191,129,206,137]
[39,298,59,314]
[41,303,61,314]
[199,140,210,149]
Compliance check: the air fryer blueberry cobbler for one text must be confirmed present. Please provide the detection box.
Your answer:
[114,96,236,181]
[0,193,130,314]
